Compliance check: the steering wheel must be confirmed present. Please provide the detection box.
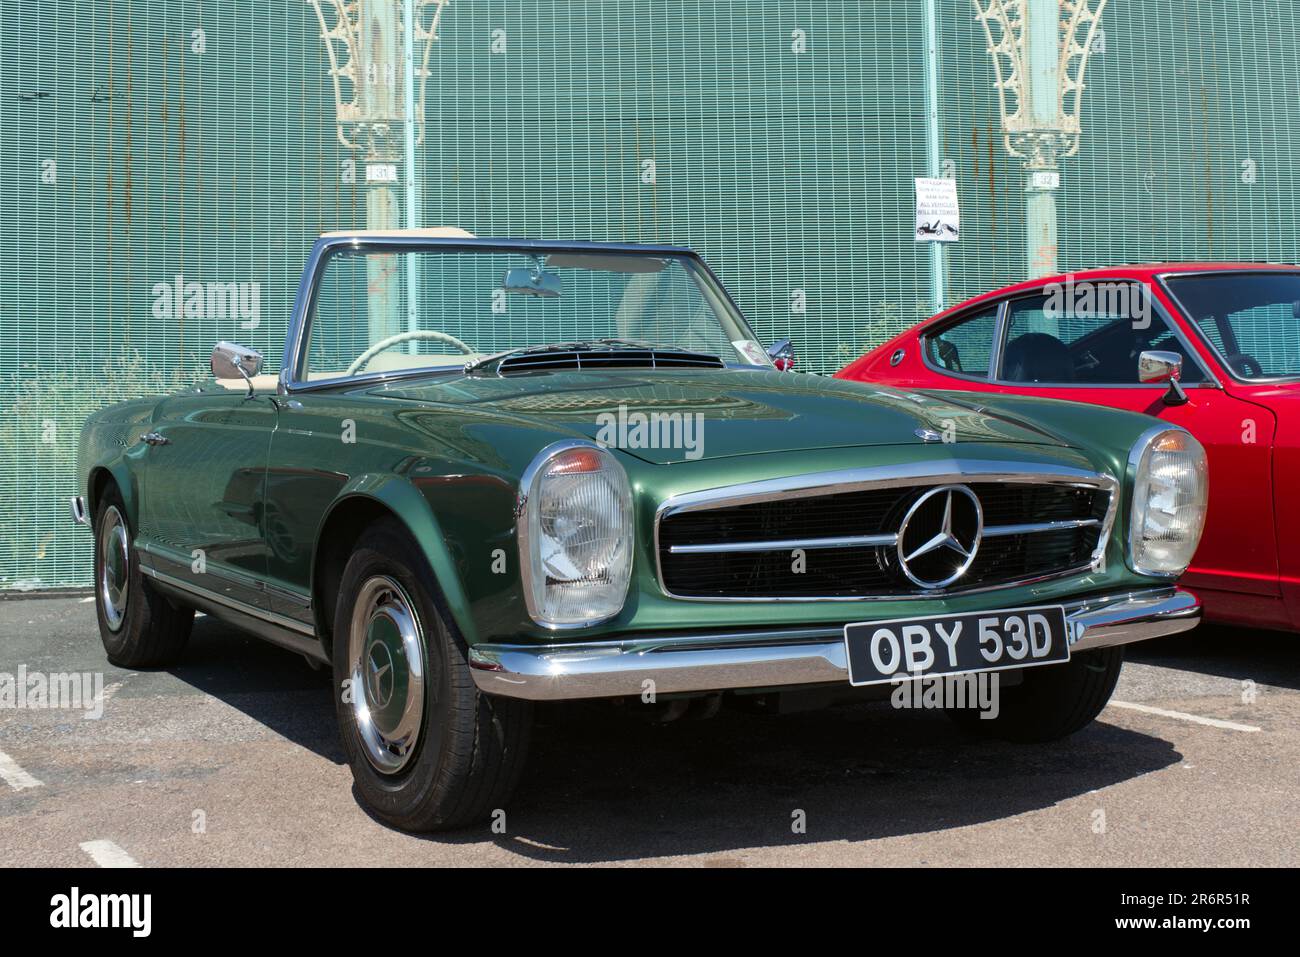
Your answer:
[1225,353,1264,378]
[346,330,476,376]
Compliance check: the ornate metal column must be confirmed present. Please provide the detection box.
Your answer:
[974,0,1108,279]
[309,0,450,341]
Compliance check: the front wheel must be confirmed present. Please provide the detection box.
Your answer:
[332,518,532,832]
[947,647,1124,742]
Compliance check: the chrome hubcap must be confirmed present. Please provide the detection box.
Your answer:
[348,576,425,774]
[98,506,130,632]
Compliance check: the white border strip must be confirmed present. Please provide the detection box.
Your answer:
[1109,700,1261,733]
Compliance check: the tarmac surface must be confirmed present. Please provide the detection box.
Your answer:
[1,596,1296,866]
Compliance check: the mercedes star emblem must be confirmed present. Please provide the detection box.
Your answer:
[895,484,983,590]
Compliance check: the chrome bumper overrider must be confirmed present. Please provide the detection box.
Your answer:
[70,495,90,527]
[468,587,1201,701]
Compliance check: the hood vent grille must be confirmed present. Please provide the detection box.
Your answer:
[497,349,725,375]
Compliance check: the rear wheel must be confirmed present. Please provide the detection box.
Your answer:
[947,647,1124,742]
[93,486,193,667]
[332,518,532,832]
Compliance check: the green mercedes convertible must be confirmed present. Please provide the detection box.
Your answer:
[73,230,1208,831]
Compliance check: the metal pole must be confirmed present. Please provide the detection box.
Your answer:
[1025,0,1061,279]
[403,0,421,344]
[922,0,946,315]
[363,0,401,344]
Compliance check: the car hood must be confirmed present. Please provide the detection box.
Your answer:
[374,368,1072,465]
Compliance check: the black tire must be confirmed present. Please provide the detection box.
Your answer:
[92,486,194,668]
[947,647,1124,742]
[332,517,532,832]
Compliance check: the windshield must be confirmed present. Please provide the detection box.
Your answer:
[1165,270,1300,380]
[298,246,771,382]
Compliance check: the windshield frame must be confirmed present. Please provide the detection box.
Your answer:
[1158,267,1300,384]
[280,235,767,393]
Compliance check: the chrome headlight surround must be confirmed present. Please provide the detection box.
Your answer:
[517,440,634,628]
[1126,426,1209,578]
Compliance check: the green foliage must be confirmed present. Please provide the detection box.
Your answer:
[0,353,205,588]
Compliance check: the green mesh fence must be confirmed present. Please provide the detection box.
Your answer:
[2,0,1299,588]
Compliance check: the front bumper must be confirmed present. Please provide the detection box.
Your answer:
[469,586,1200,701]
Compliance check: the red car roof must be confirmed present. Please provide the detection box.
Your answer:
[937,262,1300,319]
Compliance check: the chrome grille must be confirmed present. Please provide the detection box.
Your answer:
[655,466,1117,600]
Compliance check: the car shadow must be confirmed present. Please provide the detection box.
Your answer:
[167,613,344,764]
[1127,623,1300,692]
[172,615,1182,861]
[404,699,1181,862]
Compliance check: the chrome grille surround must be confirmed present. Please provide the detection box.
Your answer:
[653,459,1120,602]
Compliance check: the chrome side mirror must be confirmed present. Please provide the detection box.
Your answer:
[212,341,264,397]
[1138,350,1182,384]
[767,337,795,372]
[1138,350,1188,406]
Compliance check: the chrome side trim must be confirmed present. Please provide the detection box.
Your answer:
[69,495,89,527]
[264,581,313,608]
[468,586,1201,700]
[140,565,317,637]
[653,459,1119,602]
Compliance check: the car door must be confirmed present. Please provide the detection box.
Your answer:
[134,386,279,611]
[924,283,1279,601]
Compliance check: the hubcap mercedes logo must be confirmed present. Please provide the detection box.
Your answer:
[896,484,983,590]
[366,640,396,710]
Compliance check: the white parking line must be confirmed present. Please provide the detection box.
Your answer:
[1109,700,1261,733]
[79,840,142,868]
[0,749,42,791]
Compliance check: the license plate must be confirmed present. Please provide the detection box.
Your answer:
[843,606,1069,687]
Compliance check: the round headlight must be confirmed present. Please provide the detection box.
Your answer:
[1128,428,1208,577]
[519,443,633,626]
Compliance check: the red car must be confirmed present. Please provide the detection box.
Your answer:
[838,263,1300,633]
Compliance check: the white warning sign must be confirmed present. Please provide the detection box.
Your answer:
[915,177,960,243]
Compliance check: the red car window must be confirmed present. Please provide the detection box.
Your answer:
[1001,289,1205,385]
[924,306,999,379]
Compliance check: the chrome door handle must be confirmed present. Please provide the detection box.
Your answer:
[139,432,170,446]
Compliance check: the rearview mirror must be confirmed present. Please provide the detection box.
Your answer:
[767,337,795,372]
[503,266,562,299]
[1138,350,1188,406]
[212,341,264,396]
